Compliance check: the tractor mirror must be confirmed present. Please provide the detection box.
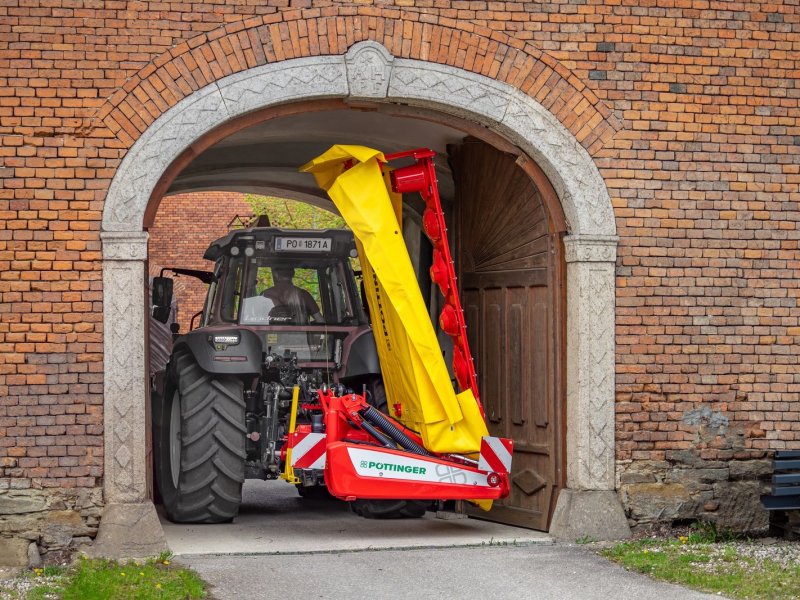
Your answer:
[152,276,173,323]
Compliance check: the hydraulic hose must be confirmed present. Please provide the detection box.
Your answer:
[360,405,431,457]
[359,420,396,449]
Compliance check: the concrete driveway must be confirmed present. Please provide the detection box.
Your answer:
[163,481,719,599]
[160,480,550,555]
[182,545,720,600]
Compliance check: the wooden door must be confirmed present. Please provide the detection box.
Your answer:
[450,140,565,530]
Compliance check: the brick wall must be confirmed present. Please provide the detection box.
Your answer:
[0,1,798,552]
[148,192,253,333]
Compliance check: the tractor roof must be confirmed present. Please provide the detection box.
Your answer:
[204,227,355,261]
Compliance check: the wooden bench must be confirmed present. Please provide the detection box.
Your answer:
[761,450,800,537]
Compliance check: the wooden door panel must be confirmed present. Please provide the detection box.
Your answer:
[451,139,563,531]
[465,276,553,529]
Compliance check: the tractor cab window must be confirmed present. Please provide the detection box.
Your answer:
[236,258,358,326]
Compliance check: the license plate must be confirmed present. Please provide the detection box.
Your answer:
[275,237,332,252]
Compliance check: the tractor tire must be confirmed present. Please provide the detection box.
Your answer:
[364,376,388,413]
[154,347,246,524]
[350,499,430,519]
[151,388,165,506]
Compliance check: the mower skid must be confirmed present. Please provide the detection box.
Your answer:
[324,441,510,501]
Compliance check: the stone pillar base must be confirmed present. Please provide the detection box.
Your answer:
[86,503,168,559]
[549,489,631,542]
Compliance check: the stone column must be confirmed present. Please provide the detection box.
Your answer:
[549,234,631,541]
[90,231,167,558]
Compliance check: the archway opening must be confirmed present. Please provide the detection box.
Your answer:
[144,104,567,547]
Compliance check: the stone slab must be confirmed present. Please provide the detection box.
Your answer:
[0,494,47,515]
[161,480,551,556]
[0,538,30,567]
[549,489,631,542]
[87,503,168,560]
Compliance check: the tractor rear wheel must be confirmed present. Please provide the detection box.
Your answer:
[154,347,246,523]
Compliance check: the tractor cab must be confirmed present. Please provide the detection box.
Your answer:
[201,227,367,363]
[154,227,373,372]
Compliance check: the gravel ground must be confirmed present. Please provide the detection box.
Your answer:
[705,539,800,569]
[0,568,63,600]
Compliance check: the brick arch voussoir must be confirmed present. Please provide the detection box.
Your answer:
[96,10,619,155]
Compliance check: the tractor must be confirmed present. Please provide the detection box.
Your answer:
[150,146,512,524]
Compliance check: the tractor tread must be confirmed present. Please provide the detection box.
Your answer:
[154,347,245,524]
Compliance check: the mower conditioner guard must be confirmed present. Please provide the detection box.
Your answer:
[301,145,513,505]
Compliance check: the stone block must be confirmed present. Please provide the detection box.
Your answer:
[86,503,167,560]
[729,460,772,480]
[42,510,88,550]
[666,468,729,484]
[0,538,30,567]
[666,450,726,469]
[621,482,699,523]
[27,542,41,568]
[549,489,631,542]
[0,492,47,515]
[712,481,769,532]
[619,472,656,484]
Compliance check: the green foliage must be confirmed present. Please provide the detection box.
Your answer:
[244,195,347,230]
[60,555,205,600]
[602,538,800,599]
[688,520,741,544]
[3,555,206,600]
[244,196,347,305]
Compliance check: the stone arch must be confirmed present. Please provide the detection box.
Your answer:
[97,42,626,552]
[94,13,619,155]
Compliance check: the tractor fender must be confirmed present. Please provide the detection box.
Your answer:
[341,329,381,379]
[174,329,262,376]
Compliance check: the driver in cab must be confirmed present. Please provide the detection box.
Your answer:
[262,267,323,324]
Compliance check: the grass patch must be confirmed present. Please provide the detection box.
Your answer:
[0,553,206,600]
[601,538,800,599]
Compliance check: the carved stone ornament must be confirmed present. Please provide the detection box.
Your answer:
[103,258,147,502]
[345,41,394,98]
[564,235,619,264]
[101,231,148,261]
[99,43,621,537]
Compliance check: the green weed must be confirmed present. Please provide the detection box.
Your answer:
[602,538,800,599]
[1,554,206,600]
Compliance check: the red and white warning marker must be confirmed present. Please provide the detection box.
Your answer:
[291,432,327,469]
[478,436,513,474]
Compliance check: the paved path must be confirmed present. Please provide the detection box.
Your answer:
[161,480,550,555]
[165,480,719,599]
[182,545,720,600]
